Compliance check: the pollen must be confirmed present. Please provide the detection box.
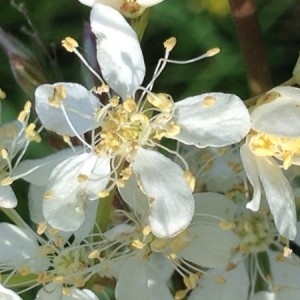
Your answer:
[249,131,300,170]
[62,37,79,52]
[164,37,177,52]
[77,174,88,182]
[48,85,67,108]
[0,88,6,100]
[202,96,216,108]
[147,93,174,113]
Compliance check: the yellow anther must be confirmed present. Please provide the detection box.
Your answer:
[143,225,151,237]
[98,190,110,198]
[164,37,177,52]
[165,122,180,137]
[18,265,31,276]
[1,177,13,185]
[183,273,199,290]
[175,289,188,300]
[202,96,216,108]
[214,275,225,285]
[225,262,237,271]
[0,88,6,100]
[62,287,71,295]
[37,222,48,235]
[206,47,220,57]
[219,219,235,231]
[147,93,173,113]
[116,178,125,188]
[120,167,132,180]
[283,246,292,258]
[63,135,71,143]
[77,174,88,182]
[62,37,79,52]
[48,85,67,107]
[109,96,120,107]
[184,170,196,192]
[88,249,101,259]
[131,239,145,249]
[123,98,137,112]
[94,84,109,94]
[1,148,8,159]
[43,190,55,200]
[170,231,189,252]
[24,101,32,113]
[256,91,280,106]
[53,275,65,283]
[48,227,59,235]
[26,123,41,142]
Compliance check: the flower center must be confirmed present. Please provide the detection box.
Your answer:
[95,98,150,159]
[233,212,275,254]
[249,131,300,169]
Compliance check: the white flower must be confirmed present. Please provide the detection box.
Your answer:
[78,0,164,18]
[0,221,115,300]
[0,284,22,300]
[0,101,38,208]
[109,191,239,299]
[240,86,300,240]
[34,4,250,237]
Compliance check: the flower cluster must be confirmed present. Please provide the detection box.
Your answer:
[1,1,300,300]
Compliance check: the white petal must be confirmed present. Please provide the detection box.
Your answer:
[137,0,164,7]
[0,284,22,300]
[28,184,45,224]
[256,156,297,240]
[0,185,17,208]
[118,174,150,218]
[188,263,249,300]
[193,192,236,222]
[180,223,239,268]
[36,284,99,300]
[78,0,96,6]
[251,86,300,137]
[132,148,195,238]
[268,250,300,289]
[115,256,173,300]
[0,223,49,272]
[13,147,82,186]
[90,4,145,99]
[43,152,110,231]
[240,144,262,211]
[254,290,300,300]
[172,93,251,147]
[35,83,100,136]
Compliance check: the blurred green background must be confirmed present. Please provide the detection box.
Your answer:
[1,0,299,117]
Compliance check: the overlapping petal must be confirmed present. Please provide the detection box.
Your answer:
[43,152,110,231]
[35,83,100,136]
[90,4,145,99]
[0,185,17,208]
[251,86,300,137]
[132,147,194,237]
[172,93,251,147]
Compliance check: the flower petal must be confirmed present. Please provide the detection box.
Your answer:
[0,284,22,300]
[115,256,173,300]
[0,185,17,208]
[240,144,262,211]
[189,263,249,300]
[35,83,100,136]
[180,223,239,268]
[132,147,194,238]
[90,4,145,99]
[172,93,251,147]
[251,86,300,137]
[43,152,110,231]
[36,284,99,300]
[13,147,82,186]
[0,223,49,272]
[257,156,297,240]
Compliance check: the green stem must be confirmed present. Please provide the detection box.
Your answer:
[96,189,116,233]
[131,8,152,42]
[1,208,27,228]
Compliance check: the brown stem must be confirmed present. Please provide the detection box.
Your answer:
[229,0,272,95]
